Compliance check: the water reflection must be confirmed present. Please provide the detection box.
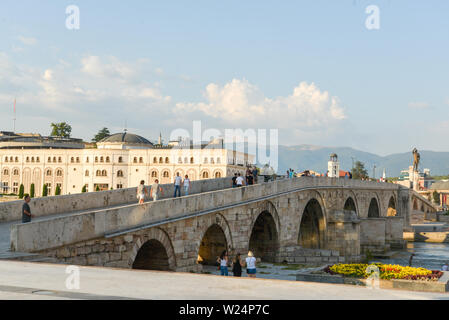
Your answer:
[375,242,449,271]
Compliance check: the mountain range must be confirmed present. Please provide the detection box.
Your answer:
[275,145,449,178]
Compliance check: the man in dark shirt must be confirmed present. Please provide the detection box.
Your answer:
[22,195,34,223]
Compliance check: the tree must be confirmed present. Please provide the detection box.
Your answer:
[92,127,111,142]
[95,185,100,192]
[50,122,72,138]
[55,185,61,196]
[18,184,24,198]
[352,161,368,180]
[81,185,87,193]
[433,191,440,205]
[30,184,35,198]
[42,184,48,197]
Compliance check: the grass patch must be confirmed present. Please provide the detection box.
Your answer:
[259,271,271,275]
[258,265,268,269]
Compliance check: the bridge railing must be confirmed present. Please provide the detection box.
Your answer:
[0,177,234,223]
[10,177,401,253]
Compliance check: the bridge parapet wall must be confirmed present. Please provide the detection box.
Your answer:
[10,177,401,253]
[0,177,232,223]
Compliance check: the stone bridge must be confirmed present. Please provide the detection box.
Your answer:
[6,177,436,272]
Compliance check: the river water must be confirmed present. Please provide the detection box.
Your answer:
[376,242,449,271]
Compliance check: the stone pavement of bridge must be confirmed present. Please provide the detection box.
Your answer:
[0,200,164,258]
[0,261,448,300]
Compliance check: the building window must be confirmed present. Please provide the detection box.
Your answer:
[116,184,123,189]
[159,157,163,163]
[96,170,101,177]
[215,172,222,178]
[210,158,215,164]
[46,169,52,176]
[15,157,18,162]
[151,171,158,178]
[204,158,208,164]
[163,171,169,178]
[13,169,19,176]
[26,157,30,163]
[12,182,19,194]
[118,157,123,163]
[76,157,80,163]
[184,157,188,164]
[56,169,63,177]
[117,170,124,177]
[36,157,40,163]
[70,157,74,163]
[165,157,170,164]
[95,157,98,163]
[202,171,209,179]
[2,182,9,193]
[100,157,104,163]
[101,170,107,177]
[217,157,221,164]
[178,157,182,164]
[106,157,110,163]
[133,157,137,163]
[139,157,143,163]
[58,157,62,163]
[4,157,8,163]
[46,183,52,195]
[85,170,89,177]
[3,169,9,176]
[31,157,35,163]
[190,157,194,164]
[48,157,51,163]
[84,184,89,192]
[86,157,89,163]
[153,157,158,163]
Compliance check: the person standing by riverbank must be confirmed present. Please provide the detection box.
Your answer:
[232,253,243,277]
[245,251,257,278]
[217,250,229,276]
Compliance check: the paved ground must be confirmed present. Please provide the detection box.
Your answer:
[0,260,448,300]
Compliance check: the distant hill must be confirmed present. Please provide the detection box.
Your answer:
[276,145,449,178]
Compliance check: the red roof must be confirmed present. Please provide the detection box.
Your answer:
[339,170,350,177]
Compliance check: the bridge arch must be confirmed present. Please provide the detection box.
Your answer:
[343,197,358,215]
[248,208,280,262]
[387,196,397,216]
[130,228,176,271]
[298,198,326,249]
[196,214,233,265]
[368,197,380,218]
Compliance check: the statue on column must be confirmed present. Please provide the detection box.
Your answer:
[412,148,420,172]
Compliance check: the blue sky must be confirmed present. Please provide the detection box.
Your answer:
[0,0,448,155]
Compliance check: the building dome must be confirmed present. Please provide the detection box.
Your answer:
[100,132,153,145]
[97,132,153,149]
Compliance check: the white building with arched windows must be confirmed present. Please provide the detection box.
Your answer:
[0,131,254,196]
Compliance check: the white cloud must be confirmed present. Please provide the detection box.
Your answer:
[17,36,37,46]
[408,101,430,109]
[175,79,346,130]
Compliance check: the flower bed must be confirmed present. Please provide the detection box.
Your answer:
[324,263,443,281]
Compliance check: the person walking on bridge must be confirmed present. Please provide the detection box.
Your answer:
[151,179,164,201]
[174,172,182,197]
[183,175,190,196]
[22,194,35,223]
[137,180,148,205]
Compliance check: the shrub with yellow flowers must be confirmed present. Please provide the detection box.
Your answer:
[324,263,443,281]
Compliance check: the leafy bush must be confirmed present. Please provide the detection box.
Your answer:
[18,184,24,199]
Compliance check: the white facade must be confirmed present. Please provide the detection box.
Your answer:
[0,135,254,196]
